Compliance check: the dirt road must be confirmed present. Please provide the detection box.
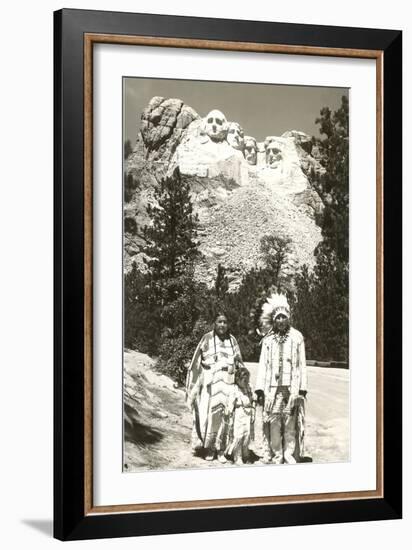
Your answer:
[123,351,349,472]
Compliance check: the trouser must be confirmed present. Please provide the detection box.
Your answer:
[262,412,296,463]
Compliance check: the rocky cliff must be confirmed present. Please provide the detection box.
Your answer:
[125,97,324,288]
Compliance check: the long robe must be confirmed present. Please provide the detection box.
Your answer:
[256,327,307,401]
[186,331,242,452]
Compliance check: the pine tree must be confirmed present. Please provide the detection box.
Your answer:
[259,234,293,290]
[293,96,349,362]
[294,256,348,361]
[138,168,201,336]
[133,168,204,383]
[125,168,201,360]
[141,168,199,285]
[214,264,229,300]
[312,95,349,262]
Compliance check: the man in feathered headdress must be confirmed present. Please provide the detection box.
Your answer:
[255,293,307,464]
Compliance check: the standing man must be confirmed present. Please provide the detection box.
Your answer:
[255,293,307,464]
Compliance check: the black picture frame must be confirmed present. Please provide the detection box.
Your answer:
[54,8,402,541]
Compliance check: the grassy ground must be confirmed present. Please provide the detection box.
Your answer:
[123,350,349,472]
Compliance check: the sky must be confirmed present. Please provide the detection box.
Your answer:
[124,77,348,145]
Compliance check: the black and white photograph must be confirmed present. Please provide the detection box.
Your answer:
[0,0,406,545]
[123,77,350,472]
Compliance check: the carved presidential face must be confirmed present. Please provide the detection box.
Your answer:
[226,122,245,150]
[266,142,283,167]
[243,136,257,165]
[204,109,227,142]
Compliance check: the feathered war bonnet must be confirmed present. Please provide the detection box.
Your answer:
[259,293,290,335]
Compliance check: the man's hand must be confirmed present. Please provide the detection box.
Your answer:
[255,389,265,407]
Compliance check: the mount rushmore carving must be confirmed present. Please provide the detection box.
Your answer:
[125,96,325,288]
[200,109,287,169]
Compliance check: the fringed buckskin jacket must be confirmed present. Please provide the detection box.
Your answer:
[255,327,307,399]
